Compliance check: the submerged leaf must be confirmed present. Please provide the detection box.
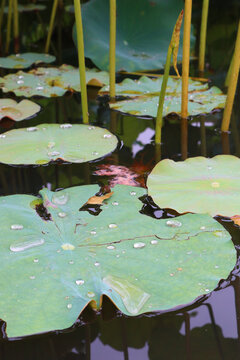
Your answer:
[0,124,118,165]
[0,53,55,69]
[0,99,40,121]
[0,185,235,337]
[147,155,240,217]
[0,65,109,97]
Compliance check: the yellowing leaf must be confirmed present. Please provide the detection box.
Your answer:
[86,192,113,205]
[170,10,184,77]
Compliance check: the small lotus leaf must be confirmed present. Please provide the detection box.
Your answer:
[99,76,226,117]
[147,155,240,217]
[0,99,40,121]
[73,0,194,72]
[4,4,46,12]
[0,64,109,97]
[0,53,56,69]
[0,185,235,338]
[0,124,118,165]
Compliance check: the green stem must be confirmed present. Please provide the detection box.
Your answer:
[5,0,13,54]
[109,0,116,99]
[13,0,19,53]
[44,0,58,53]
[198,0,209,74]
[0,0,6,51]
[155,45,172,144]
[74,0,89,124]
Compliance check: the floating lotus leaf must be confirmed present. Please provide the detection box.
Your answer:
[99,76,226,117]
[73,0,195,72]
[0,123,118,165]
[0,99,40,121]
[4,4,46,12]
[0,185,235,337]
[0,53,56,69]
[0,64,109,97]
[147,155,240,217]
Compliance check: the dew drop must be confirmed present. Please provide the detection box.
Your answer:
[69,260,74,264]
[150,240,158,245]
[90,230,96,235]
[52,192,69,205]
[166,219,182,227]
[87,291,95,298]
[103,134,112,138]
[88,126,95,130]
[92,151,99,156]
[17,80,24,84]
[10,224,23,230]
[61,243,75,250]
[94,261,100,267]
[76,279,84,286]
[60,124,72,129]
[112,201,119,206]
[29,275,35,280]
[67,303,72,309]
[200,226,206,230]
[36,86,44,90]
[0,134,6,138]
[215,265,219,269]
[108,223,117,229]
[10,238,44,252]
[133,242,146,249]
[205,289,210,292]
[33,258,39,263]
[107,245,115,250]
[187,251,192,255]
[48,151,60,157]
[130,191,136,196]
[58,212,67,218]
[207,166,212,170]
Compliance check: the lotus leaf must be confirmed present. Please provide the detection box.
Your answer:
[73,0,194,72]
[0,185,235,337]
[0,124,118,165]
[0,65,109,98]
[4,4,46,12]
[99,76,226,117]
[0,53,56,69]
[147,155,240,217]
[0,99,40,121]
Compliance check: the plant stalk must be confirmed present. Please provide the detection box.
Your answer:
[5,0,13,54]
[74,0,89,124]
[221,21,240,132]
[13,0,19,53]
[44,0,58,53]
[109,0,116,99]
[0,0,6,52]
[198,0,209,74]
[181,0,192,119]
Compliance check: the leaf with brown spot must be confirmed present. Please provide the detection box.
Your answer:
[86,192,114,205]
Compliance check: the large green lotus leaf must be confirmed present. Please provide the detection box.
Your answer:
[147,155,240,217]
[100,76,226,117]
[4,4,46,12]
[0,123,118,165]
[73,0,194,72]
[0,53,55,69]
[0,64,109,97]
[0,185,235,338]
[0,99,40,121]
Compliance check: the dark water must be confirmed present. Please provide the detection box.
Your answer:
[0,0,240,359]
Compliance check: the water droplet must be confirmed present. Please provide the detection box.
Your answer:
[67,303,72,309]
[107,245,115,250]
[76,279,84,286]
[60,124,72,129]
[58,212,67,218]
[200,226,206,230]
[18,75,23,79]
[108,223,117,229]
[211,182,220,188]
[133,242,146,249]
[116,254,120,258]
[33,258,39,263]
[112,201,119,206]
[215,265,219,269]
[213,231,223,237]
[10,238,45,252]
[47,141,55,149]
[48,151,60,157]
[207,166,212,170]
[69,260,74,264]
[166,219,182,227]
[36,86,44,90]
[103,133,112,139]
[61,243,75,250]
[94,261,100,267]
[29,275,35,280]
[170,273,174,276]
[92,151,99,156]
[88,126,95,130]
[17,80,24,84]
[205,289,210,292]
[130,191,136,196]
[0,134,6,138]
[10,224,23,230]
[150,240,158,245]
[87,291,95,298]
[52,192,69,205]
[187,251,192,255]
[90,230,96,235]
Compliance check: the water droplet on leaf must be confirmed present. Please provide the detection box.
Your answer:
[133,242,146,249]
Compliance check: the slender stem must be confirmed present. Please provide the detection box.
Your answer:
[74,0,89,124]
[5,0,13,54]
[181,0,192,119]
[221,21,240,132]
[109,0,116,98]
[198,0,209,74]
[0,0,6,52]
[155,46,172,144]
[13,0,19,53]
[44,0,58,53]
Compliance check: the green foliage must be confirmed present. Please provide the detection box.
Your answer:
[0,53,55,69]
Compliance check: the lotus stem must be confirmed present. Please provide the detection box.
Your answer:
[181,0,192,120]
[5,0,13,54]
[198,0,209,75]
[13,0,19,53]
[221,21,240,133]
[44,0,58,53]
[0,0,6,52]
[74,0,89,124]
[109,0,116,99]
